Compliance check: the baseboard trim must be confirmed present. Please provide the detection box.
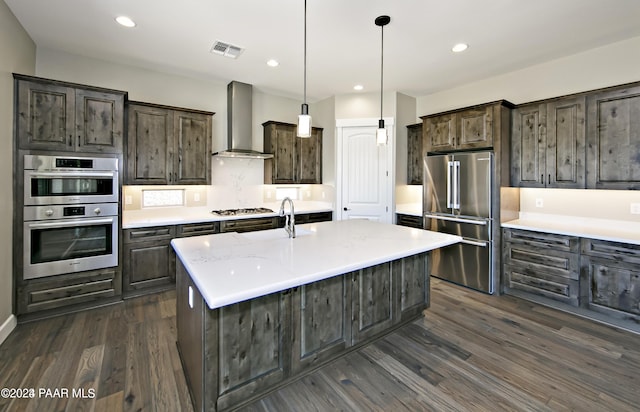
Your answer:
[0,314,17,346]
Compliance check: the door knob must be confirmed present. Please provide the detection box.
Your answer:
[343,207,350,211]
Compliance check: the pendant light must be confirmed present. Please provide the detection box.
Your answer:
[297,0,311,138]
[375,15,390,145]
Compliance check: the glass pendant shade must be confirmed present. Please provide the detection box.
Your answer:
[376,119,387,145]
[297,103,312,138]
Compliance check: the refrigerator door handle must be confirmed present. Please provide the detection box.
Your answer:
[446,161,453,209]
[453,160,461,210]
[424,213,488,225]
[460,238,489,247]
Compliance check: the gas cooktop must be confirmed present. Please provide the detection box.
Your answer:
[210,207,274,216]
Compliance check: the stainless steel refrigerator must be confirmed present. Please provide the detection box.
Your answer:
[424,151,494,293]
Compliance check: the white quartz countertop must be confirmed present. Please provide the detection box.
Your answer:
[501,213,640,245]
[122,202,333,229]
[171,219,461,309]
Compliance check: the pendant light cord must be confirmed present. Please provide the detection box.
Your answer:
[304,0,307,106]
[380,21,383,120]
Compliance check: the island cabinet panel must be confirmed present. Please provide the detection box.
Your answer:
[581,239,640,322]
[176,252,431,411]
[15,75,125,153]
[503,229,580,306]
[291,274,352,374]
[397,253,430,321]
[352,262,395,344]
[586,83,640,189]
[216,292,291,411]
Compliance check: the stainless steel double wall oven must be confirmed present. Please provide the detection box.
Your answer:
[23,155,119,279]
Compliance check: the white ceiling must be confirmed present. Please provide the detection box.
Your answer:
[6,0,640,102]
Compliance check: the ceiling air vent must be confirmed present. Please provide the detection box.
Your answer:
[210,40,244,59]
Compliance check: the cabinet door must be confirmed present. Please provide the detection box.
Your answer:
[125,104,173,185]
[16,79,76,151]
[546,96,586,188]
[265,123,297,183]
[291,275,351,374]
[587,258,640,316]
[174,110,211,185]
[511,103,546,187]
[123,240,175,293]
[586,84,640,189]
[297,127,322,183]
[396,253,429,320]
[458,106,493,150]
[351,262,395,345]
[424,113,457,152]
[75,88,125,154]
[216,291,290,411]
[407,124,423,185]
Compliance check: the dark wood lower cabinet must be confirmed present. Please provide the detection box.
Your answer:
[503,228,640,325]
[123,226,177,297]
[396,213,423,229]
[503,228,580,306]
[176,252,429,411]
[16,268,121,317]
[581,238,640,322]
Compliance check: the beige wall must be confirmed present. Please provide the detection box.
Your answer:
[0,0,35,327]
[35,48,302,155]
[519,188,640,222]
[417,35,640,116]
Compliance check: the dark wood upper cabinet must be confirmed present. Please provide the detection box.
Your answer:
[423,104,498,152]
[586,83,640,189]
[511,96,586,188]
[406,123,423,185]
[263,120,323,184]
[125,101,213,185]
[15,74,126,154]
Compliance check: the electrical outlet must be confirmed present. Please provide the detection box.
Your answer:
[125,195,133,205]
[630,203,640,214]
[535,198,544,208]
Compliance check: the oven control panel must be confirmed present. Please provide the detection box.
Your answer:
[23,203,118,221]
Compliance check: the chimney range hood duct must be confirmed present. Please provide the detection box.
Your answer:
[212,81,273,159]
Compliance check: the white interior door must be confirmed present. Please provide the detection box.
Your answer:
[337,119,393,223]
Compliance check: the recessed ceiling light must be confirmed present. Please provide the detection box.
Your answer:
[115,16,136,28]
[266,59,279,67]
[452,43,468,53]
[353,84,364,91]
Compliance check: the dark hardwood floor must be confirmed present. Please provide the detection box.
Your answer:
[1,279,638,411]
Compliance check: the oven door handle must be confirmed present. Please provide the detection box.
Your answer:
[28,172,116,178]
[27,217,115,229]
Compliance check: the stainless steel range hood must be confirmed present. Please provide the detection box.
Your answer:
[212,81,273,159]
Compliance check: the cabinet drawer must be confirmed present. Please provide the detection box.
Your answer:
[124,226,176,243]
[17,268,121,314]
[177,222,220,237]
[503,228,579,253]
[220,217,278,233]
[504,245,579,280]
[505,265,579,306]
[396,214,423,229]
[581,238,640,264]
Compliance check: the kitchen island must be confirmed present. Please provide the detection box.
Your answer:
[171,219,460,411]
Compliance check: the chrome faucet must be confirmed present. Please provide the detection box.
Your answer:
[279,197,296,238]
